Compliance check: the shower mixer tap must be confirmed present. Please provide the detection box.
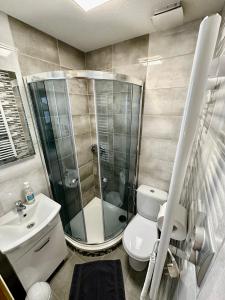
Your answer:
[91,144,106,155]
[91,144,97,154]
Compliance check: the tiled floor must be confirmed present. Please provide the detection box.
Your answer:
[49,244,146,300]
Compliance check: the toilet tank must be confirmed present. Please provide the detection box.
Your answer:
[137,185,168,221]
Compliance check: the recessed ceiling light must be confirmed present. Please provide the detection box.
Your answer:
[73,0,111,11]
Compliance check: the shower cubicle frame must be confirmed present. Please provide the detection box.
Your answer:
[25,70,144,251]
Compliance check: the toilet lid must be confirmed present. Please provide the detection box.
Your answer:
[26,282,51,300]
[123,214,158,261]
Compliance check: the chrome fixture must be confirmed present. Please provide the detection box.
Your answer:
[91,144,105,155]
[26,70,143,86]
[15,200,26,214]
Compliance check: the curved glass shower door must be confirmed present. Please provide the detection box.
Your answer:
[95,80,142,240]
[27,70,143,249]
[29,79,86,242]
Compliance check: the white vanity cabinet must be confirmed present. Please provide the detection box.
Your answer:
[6,215,67,291]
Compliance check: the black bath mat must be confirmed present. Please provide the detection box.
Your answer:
[69,260,126,300]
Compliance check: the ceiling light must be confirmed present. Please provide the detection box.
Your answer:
[73,0,111,11]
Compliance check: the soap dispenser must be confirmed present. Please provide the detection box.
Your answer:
[24,182,35,204]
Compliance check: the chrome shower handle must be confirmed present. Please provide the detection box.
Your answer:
[71,178,78,184]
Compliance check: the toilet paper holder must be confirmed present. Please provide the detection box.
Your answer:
[169,225,205,264]
[169,213,215,286]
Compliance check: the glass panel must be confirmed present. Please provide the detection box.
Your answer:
[29,80,86,242]
[128,84,142,219]
[66,78,105,244]
[95,79,141,240]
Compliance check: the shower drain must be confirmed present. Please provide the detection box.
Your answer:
[27,222,35,229]
[119,215,127,223]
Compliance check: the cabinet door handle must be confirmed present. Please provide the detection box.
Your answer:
[34,238,50,252]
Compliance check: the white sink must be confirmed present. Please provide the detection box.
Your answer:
[0,193,61,254]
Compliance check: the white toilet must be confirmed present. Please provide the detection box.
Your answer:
[122,185,168,271]
[25,282,52,300]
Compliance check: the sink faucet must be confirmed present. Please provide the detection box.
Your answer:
[15,200,26,214]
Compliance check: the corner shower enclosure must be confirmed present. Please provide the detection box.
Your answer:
[26,70,143,251]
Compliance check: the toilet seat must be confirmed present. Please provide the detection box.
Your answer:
[123,214,158,262]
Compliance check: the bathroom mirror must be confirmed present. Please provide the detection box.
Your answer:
[0,69,35,166]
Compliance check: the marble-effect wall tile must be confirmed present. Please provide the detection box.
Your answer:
[18,54,58,75]
[144,88,187,116]
[142,115,182,140]
[0,153,49,215]
[58,41,85,69]
[140,138,177,163]
[9,17,59,64]
[85,21,198,193]
[112,35,149,66]
[0,14,86,216]
[148,21,199,61]
[86,46,112,70]
[146,54,194,89]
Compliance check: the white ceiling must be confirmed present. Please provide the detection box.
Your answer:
[0,0,224,52]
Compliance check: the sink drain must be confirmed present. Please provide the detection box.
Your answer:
[27,222,35,229]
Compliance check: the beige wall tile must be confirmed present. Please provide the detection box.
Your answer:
[75,133,93,166]
[70,94,89,115]
[0,153,49,215]
[80,174,94,193]
[138,171,170,192]
[142,115,182,139]
[91,135,97,146]
[0,12,15,47]
[18,54,58,75]
[79,161,93,181]
[88,96,95,114]
[93,161,99,176]
[146,54,194,89]
[139,157,173,181]
[58,40,85,69]
[143,88,187,116]
[140,138,177,162]
[81,175,95,207]
[82,187,95,207]
[112,35,149,66]
[90,114,97,133]
[87,79,95,95]
[68,78,87,94]
[148,21,199,61]
[138,22,198,189]
[9,17,59,64]
[113,63,147,81]
[86,46,112,70]
[83,23,198,192]
[73,115,91,136]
